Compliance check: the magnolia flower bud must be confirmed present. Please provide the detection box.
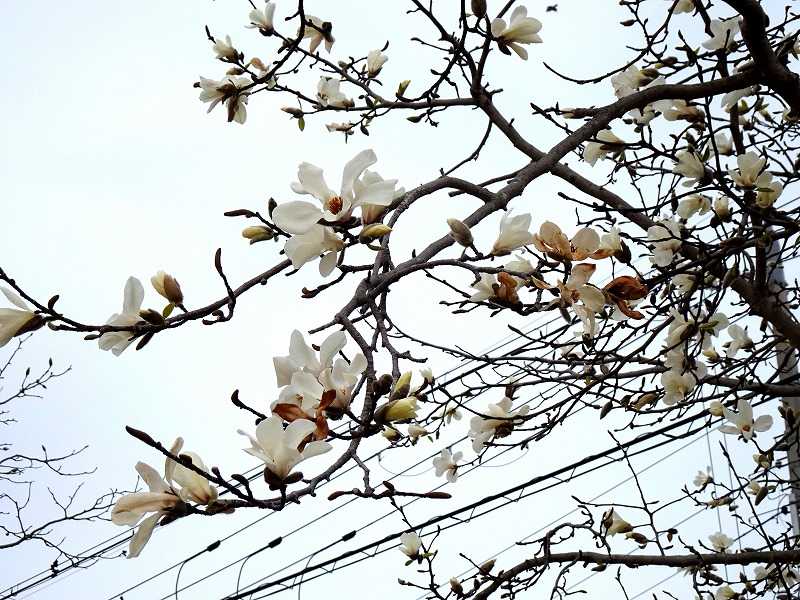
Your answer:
[396,80,411,97]
[151,271,184,305]
[382,426,401,442]
[446,218,473,247]
[420,367,434,385]
[470,0,487,17]
[281,106,304,118]
[478,559,496,575]
[249,57,268,71]
[390,371,413,400]
[375,396,419,423]
[708,400,724,417]
[358,223,392,243]
[242,226,274,244]
[139,308,165,325]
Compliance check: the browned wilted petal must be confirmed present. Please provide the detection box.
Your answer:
[273,403,309,423]
[603,275,648,301]
[614,299,644,320]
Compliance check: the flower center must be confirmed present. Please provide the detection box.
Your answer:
[326,196,344,215]
[742,424,751,432]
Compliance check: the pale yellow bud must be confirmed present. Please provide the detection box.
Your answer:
[446,218,473,247]
[358,223,392,243]
[390,371,413,400]
[242,226,274,243]
[150,271,184,305]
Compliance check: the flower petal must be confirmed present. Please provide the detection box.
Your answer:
[272,201,325,235]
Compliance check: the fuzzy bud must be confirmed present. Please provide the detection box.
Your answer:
[446,218,473,247]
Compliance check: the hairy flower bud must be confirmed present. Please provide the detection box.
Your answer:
[375,396,419,423]
[446,218,473,247]
[139,308,166,325]
[471,0,487,18]
[242,226,274,244]
[358,223,392,243]
[390,371,413,400]
[396,80,411,97]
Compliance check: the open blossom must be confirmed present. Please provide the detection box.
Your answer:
[399,532,422,559]
[713,132,733,155]
[729,151,765,188]
[316,77,353,108]
[0,287,40,348]
[212,34,238,60]
[719,398,772,440]
[469,397,530,452]
[709,531,734,552]
[197,75,250,124]
[647,218,682,267]
[490,5,542,60]
[724,324,753,357]
[300,15,334,53]
[673,150,706,185]
[755,171,783,208]
[239,416,332,480]
[677,194,711,220]
[491,212,536,255]
[661,369,697,405]
[533,221,600,261]
[593,227,622,259]
[111,439,218,558]
[470,273,497,302]
[273,150,400,235]
[693,470,711,487]
[247,2,275,32]
[433,449,462,483]
[611,66,656,98]
[661,100,704,122]
[720,86,756,111]
[584,130,625,165]
[98,277,144,356]
[407,424,429,442]
[603,509,633,535]
[702,19,740,51]
[285,225,344,276]
[437,401,463,424]
[366,49,388,76]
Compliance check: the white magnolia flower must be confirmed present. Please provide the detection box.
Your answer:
[662,100,704,122]
[595,227,622,258]
[693,470,711,487]
[532,221,600,261]
[212,34,238,60]
[273,150,400,234]
[197,75,250,124]
[407,424,429,441]
[708,531,734,552]
[671,274,696,294]
[366,49,388,76]
[724,324,753,358]
[673,150,706,186]
[714,196,731,220]
[284,225,344,276]
[239,416,332,480]
[702,19,740,51]
[469,397,530,452]
[729,151,765,188]
[98,277,145,356]
[713,132,733,155]
[247,2,276,31]
[469,273,497,302]
[669,0,694,14]
[603,509,633,535]
[677,194,711,220]
[584,130,625,166]
[647,219,682,267]
[316,77,353,108]
[399,532,422,558]
[661,369,697,405]
[325,121,355,133]
[719,398,772,440]
[755,171,783,208]
[433,449,462,483]
[111,439,217,558]
[491,212,536,255]
[0,287,38,348]
[721,86,757,111]
[437,401,463,424]
[273,329,348,385]
[611,66,653,98]
[490,5,542,60]
[628,106,658,126]
[301,15,334,54]
[504,255,536,278]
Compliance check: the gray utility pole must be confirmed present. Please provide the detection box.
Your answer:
[768,238,800,537]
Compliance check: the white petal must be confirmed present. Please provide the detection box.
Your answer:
[272,201,325,235]
[294,162,333,203]
[1,287,30,310]
[122,277,145,314]
[340,149,377,199]
[127,513,161,559]
[320,331,347,369]
[319,251,338,276]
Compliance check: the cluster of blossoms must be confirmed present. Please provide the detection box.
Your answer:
[269,149,404,275]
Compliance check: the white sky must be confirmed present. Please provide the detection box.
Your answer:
[0,1,790,599]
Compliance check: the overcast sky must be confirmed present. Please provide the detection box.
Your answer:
[0,1,786,599]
